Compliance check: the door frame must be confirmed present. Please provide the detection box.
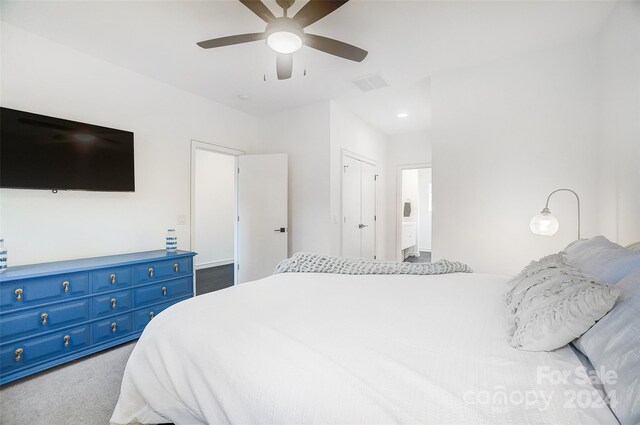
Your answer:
[340,149,378,258]
[189,139,245,291]
[396,163,432,261]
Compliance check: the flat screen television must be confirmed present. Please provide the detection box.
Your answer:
[0,107,135,192]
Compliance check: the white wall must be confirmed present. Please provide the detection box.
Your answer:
[256,102,331,256]
[0,23,259,266]
[596,1,640,246]
[418,168,432,251]
[329,102,388,259]
[431,38,600,275]
[193,150,235,268]
[258,100,392,259]
[385,131,432,260]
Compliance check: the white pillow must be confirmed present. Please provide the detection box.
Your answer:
[565,236,640,284]
[573,267,640,425]
[505,253,620,351]
[627,241,640,252]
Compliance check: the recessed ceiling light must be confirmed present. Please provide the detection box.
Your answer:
[238,94,251,101]
[397,113,409,118]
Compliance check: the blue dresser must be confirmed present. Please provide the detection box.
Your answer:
[0,250,196,385]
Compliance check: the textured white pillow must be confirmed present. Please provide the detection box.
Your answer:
[573,267,640,425]
[565,236,640,284]
[505,253,620,351]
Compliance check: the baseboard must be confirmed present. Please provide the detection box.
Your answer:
[195,259,234,270]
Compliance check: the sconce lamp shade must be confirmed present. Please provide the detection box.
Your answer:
[530,208,560,236]
[530,189,580,239]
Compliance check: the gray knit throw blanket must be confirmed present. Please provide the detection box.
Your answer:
[273,252,472,275]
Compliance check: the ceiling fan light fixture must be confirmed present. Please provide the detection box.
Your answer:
[267,31,303,54]
[265,18,304,54]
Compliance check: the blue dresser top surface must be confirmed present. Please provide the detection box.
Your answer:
[0,250,197,282]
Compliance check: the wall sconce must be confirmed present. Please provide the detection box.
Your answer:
[530,188,581,239]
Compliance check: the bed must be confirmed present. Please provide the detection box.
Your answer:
[110,271,619,424]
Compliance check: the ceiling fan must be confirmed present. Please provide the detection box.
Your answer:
[197,0,368,80]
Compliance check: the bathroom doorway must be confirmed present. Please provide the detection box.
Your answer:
[396,164,432,262]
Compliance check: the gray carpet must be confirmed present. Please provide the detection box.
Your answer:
[0,342,135,425]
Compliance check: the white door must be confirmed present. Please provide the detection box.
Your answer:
[237,154,288,283]
[341,154,377,260]
[360,162,376,259]
[342,156,361,258]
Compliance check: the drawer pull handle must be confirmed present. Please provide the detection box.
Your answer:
[111,298,117,309]
[63,335,70,347]
[15,348,24,362]
[111,322,117,333]
[110,273,116,284]
[148,267,154,278]
[15,288,23,301]
[149,311,155,319]
[161,286,167,296]
[62,281,70,293]
[173,263,179,272]
[41,312,49,326]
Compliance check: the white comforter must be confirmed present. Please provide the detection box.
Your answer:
[111,272,618,425]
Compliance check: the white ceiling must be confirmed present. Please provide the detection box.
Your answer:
[336,78,431,135]
[1,1,615,135]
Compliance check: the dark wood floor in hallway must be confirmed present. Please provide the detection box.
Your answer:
[196,264,234,295]
[404,251,432,263]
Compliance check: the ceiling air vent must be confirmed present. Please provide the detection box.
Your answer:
[352,74,388,92]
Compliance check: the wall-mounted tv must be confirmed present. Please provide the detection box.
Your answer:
[0,107,134,192]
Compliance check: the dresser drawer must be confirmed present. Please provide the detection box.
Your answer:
[92,290,133,318]
[133,258,191,284]
[0,300,90,342]
[1,325,90,375]
[134,277,191,307]
[134,299,181,331]
[0,272,89,311]
[92,313,133,344]
[90,266,132,293]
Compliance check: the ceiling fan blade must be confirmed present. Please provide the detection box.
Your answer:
[197,33,265,49]
[276,53,293,80]
[239,0,276,23]
[305,34,368,62]
[293,0,348,28]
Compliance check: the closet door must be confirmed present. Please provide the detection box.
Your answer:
[342,156,362,259]
[341,155,377,260]
[360,162,376,260]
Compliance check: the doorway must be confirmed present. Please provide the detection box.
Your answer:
[190,140,243,295]
[397,164,432,262]
[341,150,377,259]
[191,141,289,292]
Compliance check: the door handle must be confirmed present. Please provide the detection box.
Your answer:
[273,228,286,233]
[358,224,369,229]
